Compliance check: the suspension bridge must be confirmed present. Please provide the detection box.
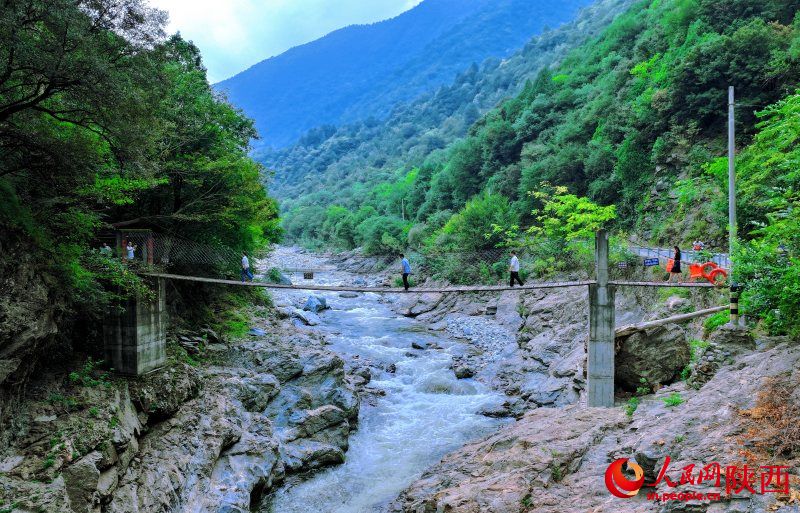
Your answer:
[102,229,732,410]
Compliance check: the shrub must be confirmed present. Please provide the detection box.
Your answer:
[704,311,729,334]
[625,397,640,416]
[69,358,111,388]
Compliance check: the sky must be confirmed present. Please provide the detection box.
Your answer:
[150,0,424,83]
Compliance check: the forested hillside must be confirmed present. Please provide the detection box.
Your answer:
[274,0,800,335]
[0,0,280,399]
[265,0,633,205]
[217,0,593,147]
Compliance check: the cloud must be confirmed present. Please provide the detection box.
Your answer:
[150,0,424,82]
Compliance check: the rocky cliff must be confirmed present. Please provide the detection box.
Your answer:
[0,232,64,450]
[0,306,359,512]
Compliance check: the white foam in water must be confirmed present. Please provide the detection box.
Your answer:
[266,287,507,513]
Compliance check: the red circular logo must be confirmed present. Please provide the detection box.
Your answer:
[605,458,645,498]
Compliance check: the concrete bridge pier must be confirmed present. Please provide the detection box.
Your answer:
[588,230,615,407]
[103,277,167,375]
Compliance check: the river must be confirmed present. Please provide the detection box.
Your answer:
[261,249,509,513]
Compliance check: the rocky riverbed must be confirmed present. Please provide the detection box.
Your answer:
[0,268,359,512]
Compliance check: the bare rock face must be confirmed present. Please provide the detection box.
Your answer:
[63,451,102,512]
[389,406,629,513]
[390,342,800,513]
[0,233,61,447]
[493,287,590,408]
[615,323,690,391]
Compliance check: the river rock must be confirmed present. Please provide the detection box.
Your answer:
[289,405,348,439]
[453,361,475,379]
[280,440,345,472]
[339,292,359,298]
[303,296,329,313]
[615,323,690,390]
[292,309,321,326]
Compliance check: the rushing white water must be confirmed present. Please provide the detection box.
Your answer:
[264,261,508,513]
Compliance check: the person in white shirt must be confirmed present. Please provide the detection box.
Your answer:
[241,251,253,282]
[509,251,524,287]
[126,242,136,260]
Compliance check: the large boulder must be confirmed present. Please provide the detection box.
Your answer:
[303,295,329,313]
[615,323,690,391]
[708,324,755,355]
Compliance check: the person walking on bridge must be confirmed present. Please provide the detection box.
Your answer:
[241,251,254,282]
[509,250,524,287]
[400,254,411,291]
[669,245,683,284]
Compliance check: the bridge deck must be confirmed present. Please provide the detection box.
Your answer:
[144,273,718,293]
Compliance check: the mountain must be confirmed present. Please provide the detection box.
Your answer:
[264,0,634,232]
[216,0,594,147]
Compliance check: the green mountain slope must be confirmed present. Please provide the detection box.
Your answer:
[274,0,800,335]
[266,0,635,234]
[218,0,593,147]
[278,0,800,248]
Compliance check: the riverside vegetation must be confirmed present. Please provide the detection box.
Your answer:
[0,0,281,406]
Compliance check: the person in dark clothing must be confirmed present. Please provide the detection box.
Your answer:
[400,254,411,291]
[509,251,524,287]
[669,245,682,283]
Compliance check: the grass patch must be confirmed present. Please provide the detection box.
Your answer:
[658,287,691,302]
[47,393,80,412]
[635,377,652,396]
[704,311,729,334]
[393,276,417,288]
[662,392,684,407]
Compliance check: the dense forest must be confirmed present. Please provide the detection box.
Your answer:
[271,0,800,335]
[218,0,593,147]
[0,0,280,366]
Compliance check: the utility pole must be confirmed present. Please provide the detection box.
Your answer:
[728,86,741,325]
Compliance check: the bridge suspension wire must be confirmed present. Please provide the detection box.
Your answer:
[142,273,718,293]
[142,272,596,293]
[107,231,730,289]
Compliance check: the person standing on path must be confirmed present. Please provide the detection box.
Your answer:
[125,241,136,261]
[669,245,682,283]
[400,254,411,291]
[241,251,254,282]
[100,242,112,257]
[509,250,524,287]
